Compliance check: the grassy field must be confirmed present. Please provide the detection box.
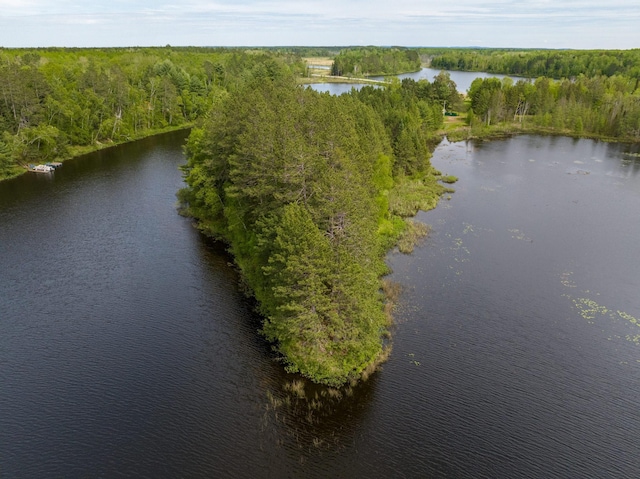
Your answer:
[303,56,334,67]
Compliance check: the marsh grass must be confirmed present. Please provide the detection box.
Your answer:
[397,220,431,254]
[382,278,402,303]
[388,174,444,217]
[440,175,458,184]
[323,387,343,401]
[381,278,402,322]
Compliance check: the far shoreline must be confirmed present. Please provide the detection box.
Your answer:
[0,124,193,183]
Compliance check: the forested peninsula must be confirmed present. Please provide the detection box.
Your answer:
[179,68,455,386]
[3,45,640,385]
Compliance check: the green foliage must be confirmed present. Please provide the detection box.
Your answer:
[0,135,14,175]
[466,74,640,139]
[182,74,401,385]
[388,174,445,218]
[440,175,458,184]
[12,124,67,162]
[428,49,640,140]
[331,47,421,77]
[0,47,305,175]
[352,80,448,175]
[5,45,640,379]
[397,220,431,254]
[260,203,376,384]
[179,65,454,385]
[429,48,640,79]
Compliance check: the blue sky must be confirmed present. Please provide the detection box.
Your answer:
[0,0,638,49]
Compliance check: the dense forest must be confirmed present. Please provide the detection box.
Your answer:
[179,68,454,385]
[429,48,640,79]
[465,75,640,139]
[330,47,421,77]
[417,48,640,141]
[0,47,305,179]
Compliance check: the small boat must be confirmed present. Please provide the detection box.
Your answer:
[30,164,55,173]
[45,162,63,168]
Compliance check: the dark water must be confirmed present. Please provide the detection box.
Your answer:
[387,135,640,478]
[1,132,639,478]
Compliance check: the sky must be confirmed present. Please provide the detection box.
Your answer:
[0,0,639,50]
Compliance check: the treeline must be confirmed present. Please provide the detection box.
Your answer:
[331,47,421,77]
[0,47,305,178]
[467,75,640,139]
[179,71,451,385]
[261,46,343,57]
[430,48,640,79]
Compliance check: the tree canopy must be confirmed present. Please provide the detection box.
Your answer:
[179,70,448,385]
[0,47,305,178]
[429,48,640,79]
[466,74,640,139]
[331,47,421,77]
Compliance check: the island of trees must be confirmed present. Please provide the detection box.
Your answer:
[2,45,640,385]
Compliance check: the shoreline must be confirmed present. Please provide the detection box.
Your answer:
[300,68,423,85]
[6,119,636,184]
[5,116,637,185]
[442,121,640,145]
[299,74,390,85]
[0,124,193,183]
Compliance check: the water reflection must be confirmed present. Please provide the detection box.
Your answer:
[262,376,378,459]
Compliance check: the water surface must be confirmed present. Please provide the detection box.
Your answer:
[377,67,527,93]
[1,132,639,478]
[386,135,640,477]
[309,67,525,95]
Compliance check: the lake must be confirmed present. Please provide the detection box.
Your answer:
[376,67,526,92]
[308,67,524,95]
[1,131,639,477]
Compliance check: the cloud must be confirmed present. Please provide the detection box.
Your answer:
[0,0,639,48]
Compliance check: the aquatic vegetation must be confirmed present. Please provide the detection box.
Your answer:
[462,223,476,235]
[388,175,445,217]
[452,238,470,260]
[560,272,577,288]
[440,175,458,184]
[562,273,640,345]
[397,220,431,254]
[572,297,609,321]
[285,380,307,399]
[508,228,532,242]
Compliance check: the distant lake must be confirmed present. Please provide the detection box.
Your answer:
[373,67,526,93]
[309,67,527,95]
